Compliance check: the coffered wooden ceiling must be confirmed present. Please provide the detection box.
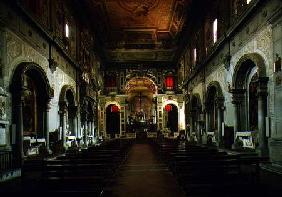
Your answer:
[80,0,191,64]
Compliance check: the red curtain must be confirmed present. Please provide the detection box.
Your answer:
[165,104,172,112]
[111,105,120,113]
[165,76,174,89]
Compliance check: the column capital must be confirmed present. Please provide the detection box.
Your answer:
[59,101,67,110]
[257,77,269,85]
[46,99,52,110]
[230,89,246,104]
[46,103,51,111]
[216,97,225,108]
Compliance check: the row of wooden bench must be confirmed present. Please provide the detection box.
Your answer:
[152,139,270,197]
[40,139,133,195]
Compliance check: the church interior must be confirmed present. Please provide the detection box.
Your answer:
[0,0,282,196]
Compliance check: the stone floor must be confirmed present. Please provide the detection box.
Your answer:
[107,143,186,197]
[1,143,282,197]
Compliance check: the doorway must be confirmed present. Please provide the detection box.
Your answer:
[106,104,120,138]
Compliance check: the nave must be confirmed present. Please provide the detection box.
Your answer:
[1,138,282,197]
[108,143,186,197]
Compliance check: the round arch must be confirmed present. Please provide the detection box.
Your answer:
[205,81,225,146]
[162,100,179,133]
[162,100,179,109]
[10,62,53,100]
[59,85,77,106]
[125,76,158,95]
[105,102,121,138]
[206,81,224,99]
[125,72,158,89]
[58,85,78,146]
[10,62,53,163]
[105,101,121,110]
[232,53,267,88]
[190,94,203,143]
[231,53,269,155]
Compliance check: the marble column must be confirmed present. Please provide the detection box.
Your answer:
[216,97,224,147]
[84,121,88,146]
[257,77,269,156]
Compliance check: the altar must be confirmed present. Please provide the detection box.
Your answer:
[235,131,256,149]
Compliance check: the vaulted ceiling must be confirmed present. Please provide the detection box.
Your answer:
[78,0,192,65]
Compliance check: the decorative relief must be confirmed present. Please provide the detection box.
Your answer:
[256,27,272,58]
[118,0,159,16]
[6,33,22,65]
[0,87,7,120]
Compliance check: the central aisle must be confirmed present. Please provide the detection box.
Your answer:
[109,143,186,197]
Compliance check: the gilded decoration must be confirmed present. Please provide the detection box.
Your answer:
[118,0,160,16]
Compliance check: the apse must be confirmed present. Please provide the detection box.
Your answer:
[125,77,157,121]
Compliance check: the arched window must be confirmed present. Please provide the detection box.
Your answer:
[65,23,70,38]
[213,19,218,43]
[193,48,197,65]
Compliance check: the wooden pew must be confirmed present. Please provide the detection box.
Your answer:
[40,139,133,194]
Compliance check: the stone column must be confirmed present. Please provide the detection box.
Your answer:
[61,108,67,148]
[196,108,202,144]
[77,112,81,139]
[204,102,210,133]
[88,121,91,134]
[217,107,222,146]
[233,103,239,133]
[257,77,269,156]
[59,102,67,148]
[16,93,24,167]
[84,120,88,146]
[45,101,51,153]
[74,117,78,137]
[231,89,245,142]
[91,122,95,142]
[88,121,92,143]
